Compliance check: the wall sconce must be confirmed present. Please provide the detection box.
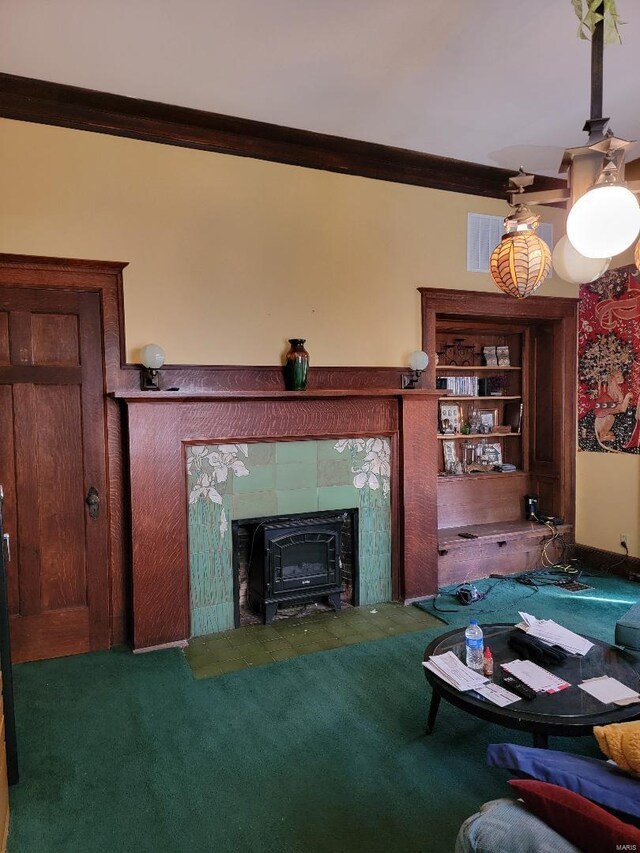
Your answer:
[140,343,165,391]
[402,350,429,389]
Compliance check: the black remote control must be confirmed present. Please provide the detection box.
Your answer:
[501,673,538,700]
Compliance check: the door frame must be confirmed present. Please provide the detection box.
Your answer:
[0,254,129,646]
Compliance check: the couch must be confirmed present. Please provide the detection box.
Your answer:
[456,727,640,853]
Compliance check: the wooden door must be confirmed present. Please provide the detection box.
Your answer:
[0,286,109,662]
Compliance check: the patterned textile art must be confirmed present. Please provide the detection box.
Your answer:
[579,266,640,453]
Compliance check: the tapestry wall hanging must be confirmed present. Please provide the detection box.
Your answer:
[579,265,640,453]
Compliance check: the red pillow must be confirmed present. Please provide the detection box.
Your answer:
[509,779,640,853]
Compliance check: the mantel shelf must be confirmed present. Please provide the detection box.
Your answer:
[112,388,442,402]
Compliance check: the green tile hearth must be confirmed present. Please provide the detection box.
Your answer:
[184,603,444,679]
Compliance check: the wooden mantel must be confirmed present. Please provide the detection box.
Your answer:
[113,389,439,400]
[114,387,440,650]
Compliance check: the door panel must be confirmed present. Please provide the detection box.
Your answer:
[33,385,86,610]
[31,313,80,366]
[0,316,8,365]
[0,286,109,662]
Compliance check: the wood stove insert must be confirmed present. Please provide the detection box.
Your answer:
[242,510,354,624]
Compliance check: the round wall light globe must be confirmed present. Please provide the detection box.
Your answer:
[552,235,610,284]
[567,185,640,259]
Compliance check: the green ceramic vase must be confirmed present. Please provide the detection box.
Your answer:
[284,339,309,390]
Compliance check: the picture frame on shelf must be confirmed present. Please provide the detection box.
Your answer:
[476,441,502,466]
[479,410,496,433]
[439,402,461,434]
[442,440,457,467]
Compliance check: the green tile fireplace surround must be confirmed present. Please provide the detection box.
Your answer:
[188,438,392,636]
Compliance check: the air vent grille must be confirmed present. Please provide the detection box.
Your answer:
[467,213,553,273]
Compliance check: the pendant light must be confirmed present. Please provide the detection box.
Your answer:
[496,4,640,287]
[490,204,552,298]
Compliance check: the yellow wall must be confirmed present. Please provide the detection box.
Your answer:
[1,117,635,556]
[576,454,640,555]
[0,119,571,365]
[575,157,639,555]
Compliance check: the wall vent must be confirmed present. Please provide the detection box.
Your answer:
[467,213,553,273]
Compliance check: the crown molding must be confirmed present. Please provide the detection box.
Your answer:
[0,72,566,200]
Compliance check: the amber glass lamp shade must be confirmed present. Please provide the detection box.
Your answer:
[490,205,552,299]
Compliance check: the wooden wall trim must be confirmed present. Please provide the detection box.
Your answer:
[0,73,567,200]
[574,543,640,578]
[417,287,579,321]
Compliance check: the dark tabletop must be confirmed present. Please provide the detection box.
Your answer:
[423,623,640,736]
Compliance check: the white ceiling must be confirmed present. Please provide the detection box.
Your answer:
[2,0,639,175]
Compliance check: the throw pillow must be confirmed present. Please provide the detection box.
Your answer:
[488,743,640,819]
[509,779,640,853]
[594,721,640,775]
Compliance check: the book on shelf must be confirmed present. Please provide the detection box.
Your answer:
[438,376,479,395]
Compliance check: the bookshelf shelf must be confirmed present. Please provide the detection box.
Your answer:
[436,365,522,372]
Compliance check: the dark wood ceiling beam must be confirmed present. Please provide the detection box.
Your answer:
[0,72,566,200]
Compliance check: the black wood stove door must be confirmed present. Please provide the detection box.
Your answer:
[270,531,340,595]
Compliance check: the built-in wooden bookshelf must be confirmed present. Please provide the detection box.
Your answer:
[419,287,578,586]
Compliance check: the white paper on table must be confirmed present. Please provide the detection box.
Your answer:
[475,683,521,707]
[422,651,488,692]
[517,612,593,656]
[578,676,640,706]
[502,659,570,693]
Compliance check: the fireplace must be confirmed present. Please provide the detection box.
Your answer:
[234,509,358,625]
[115,388,439,650]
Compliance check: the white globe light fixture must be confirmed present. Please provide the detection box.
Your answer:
[140,343,166,390]
[567,184,640,259]
[402,350,429,389]
[552,235,610,284]
[408,350,429,372]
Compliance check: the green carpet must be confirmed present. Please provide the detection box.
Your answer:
[186,603,443,679]
[8,575,640,852]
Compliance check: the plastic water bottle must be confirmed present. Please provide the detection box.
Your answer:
[465,619,484,671]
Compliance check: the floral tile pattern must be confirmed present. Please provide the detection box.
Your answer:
[187,438,392,636]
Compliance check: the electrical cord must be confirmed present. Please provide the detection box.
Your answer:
[426,519,622,619]
[430,575,540,615]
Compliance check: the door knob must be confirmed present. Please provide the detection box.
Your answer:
[86,487,100,520]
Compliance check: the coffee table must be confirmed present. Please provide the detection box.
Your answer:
[423,623,640,748]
